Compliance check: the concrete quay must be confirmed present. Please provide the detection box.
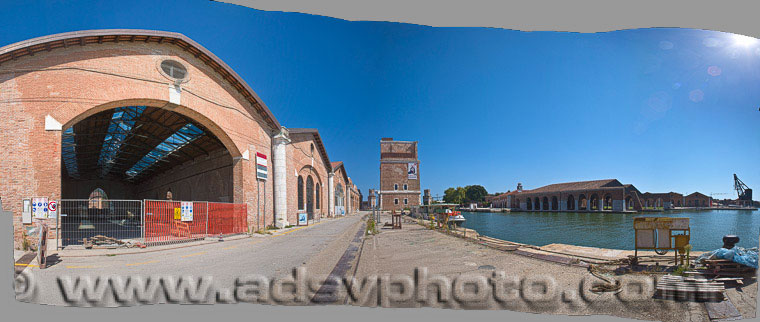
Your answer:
[352,212,756,321]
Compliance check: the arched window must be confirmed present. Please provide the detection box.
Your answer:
[316,183,321,209]
[604,194,613,210]
[578,194,587,210]
[297,176,304,210]
[88,188,108,209]
[551,196,558,210]
[590,194,599,210]
[526,198,532,210]
[336,184,344,207]
[567,195,575,210]
[306,176,314,214]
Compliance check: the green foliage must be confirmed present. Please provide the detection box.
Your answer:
[443,187,461,204]
[443,185,489,204]
[672,264,688,276]
[22,232,30,251]
[366,218,377,235]
[464,185,488,203]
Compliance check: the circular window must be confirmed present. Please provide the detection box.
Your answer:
[160,60,188,80]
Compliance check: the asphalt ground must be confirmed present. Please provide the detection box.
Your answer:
[15,214,364,306]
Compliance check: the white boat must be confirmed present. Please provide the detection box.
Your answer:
[445,209,466,227]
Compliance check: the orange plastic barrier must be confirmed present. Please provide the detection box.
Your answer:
[144,200,247,243]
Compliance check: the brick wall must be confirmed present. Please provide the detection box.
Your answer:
[286,133,330,224]
[379,140,420,211]
[0,39,275,248]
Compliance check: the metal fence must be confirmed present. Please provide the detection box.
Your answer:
[59,199,143,247]
[59,199,247,247]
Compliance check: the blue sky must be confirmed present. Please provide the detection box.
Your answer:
[2,1,759,199]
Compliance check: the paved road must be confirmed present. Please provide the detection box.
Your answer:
[17,215,364,306]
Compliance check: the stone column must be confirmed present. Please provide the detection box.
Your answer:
[273,128,290,228]
[574,199,579,211]
[599,199,604,212]
[328,172,335,217]
[347,188,352,215]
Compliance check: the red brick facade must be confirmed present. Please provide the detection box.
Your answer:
[685,192,712,207]
[379,138,420,211]
[332,162,349,215]
[0,30,362,248]
[287,130,330,223]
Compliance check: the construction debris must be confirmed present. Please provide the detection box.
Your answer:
[655,274,726,301]
[82,235,146,249]
[701,259,757,276]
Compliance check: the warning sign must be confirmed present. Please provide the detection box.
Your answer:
[47,200,57,217]
[181,202,193,222]
[32,197,48,219]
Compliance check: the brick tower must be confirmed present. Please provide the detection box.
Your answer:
[379,138,420,211]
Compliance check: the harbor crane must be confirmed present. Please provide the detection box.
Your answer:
[733,174,753,206]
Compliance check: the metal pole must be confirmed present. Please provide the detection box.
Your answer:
[264,183,267,228]
[257,180,260,233]
[205,201,209,236]
[56,207,59,251]
[141,200,145,243]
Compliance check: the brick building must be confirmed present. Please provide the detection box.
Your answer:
[330,161,351,216]
[366,189,377,209]
[286,128,332,224]
[0,30,362,248]
[379,138,420,211]
[492,179,644,212]
[640,192,684,209]
[685,192,712,207]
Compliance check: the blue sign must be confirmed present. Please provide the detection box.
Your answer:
[298,213,307,225]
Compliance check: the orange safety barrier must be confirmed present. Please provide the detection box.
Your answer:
[171,220,190,237]
[207,202,248,235]
[143,200,246,243]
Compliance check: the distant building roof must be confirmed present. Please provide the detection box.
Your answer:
[522,179,624,194]
[686,192,710,198]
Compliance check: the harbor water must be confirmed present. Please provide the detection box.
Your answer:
[461,209,760,251]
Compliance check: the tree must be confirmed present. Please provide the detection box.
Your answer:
[464,185,488,203]
[455,187,466,204]
[443,186,468,204]
[443,187,460,204]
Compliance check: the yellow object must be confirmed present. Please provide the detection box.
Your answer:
[174,208,181,220]
[674,235,690,250]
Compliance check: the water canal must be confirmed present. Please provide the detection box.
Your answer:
[461,209,760,251]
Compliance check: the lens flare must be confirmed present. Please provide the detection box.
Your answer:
[732,34,758,47]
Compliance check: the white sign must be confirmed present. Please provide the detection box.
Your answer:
[181,202,194,222]
[48,200,57,217]
[298,213,307,225]
[256,152,268,180]
[407,162,418,180]
[32,197,48,219]
[22,199,32,224]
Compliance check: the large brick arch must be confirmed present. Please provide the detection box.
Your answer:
[61,98,243,159]
[1,30,282,246]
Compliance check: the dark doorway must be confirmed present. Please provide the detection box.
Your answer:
[306,176,314,220]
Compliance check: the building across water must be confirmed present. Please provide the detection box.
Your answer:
[490,179,717,212]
